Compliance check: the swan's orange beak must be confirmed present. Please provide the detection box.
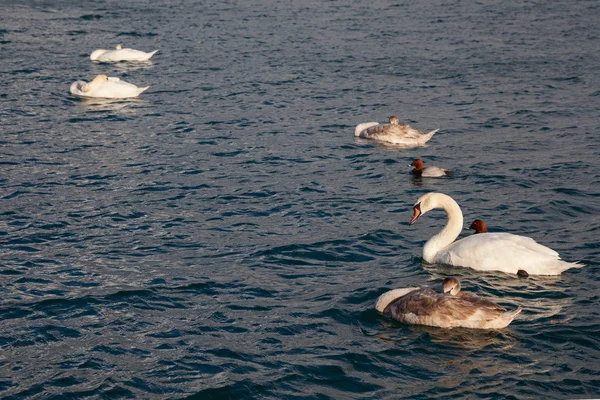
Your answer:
[409,204,421,225]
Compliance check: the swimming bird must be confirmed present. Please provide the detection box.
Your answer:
[469,219,487,234]
[90,44,158,62]
[355,116,439,146]
[409,192,582,275]
[377,277,521,329]
[411,158,450,177]
[70,74,149,99]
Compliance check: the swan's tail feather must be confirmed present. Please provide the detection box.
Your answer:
[528,260,583,275]
[497,306,522,328]
[137,86,150,95]
[418,128,439,144]
[143,50,158,60]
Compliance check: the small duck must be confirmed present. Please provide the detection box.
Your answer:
[411,158,450,177]
[469,219,487,234]
[70,74,149,99]
[355,116,439,146]
[376,277,522,329]
[90,44,158,62]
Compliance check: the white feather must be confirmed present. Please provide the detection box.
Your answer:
[70,75,149,99]
[90,45,158,62]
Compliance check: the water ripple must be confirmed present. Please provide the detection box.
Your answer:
[1,0,599,398]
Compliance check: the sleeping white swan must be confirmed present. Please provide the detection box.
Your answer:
[410,192,582,275]
[70,74,149,99]
[355,116,439,146]
[377,277,521,329]
[90,44,158,62]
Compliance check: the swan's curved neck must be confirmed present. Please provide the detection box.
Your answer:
[423,196,463,262]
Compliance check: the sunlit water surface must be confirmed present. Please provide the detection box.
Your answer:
[1,0,599,398]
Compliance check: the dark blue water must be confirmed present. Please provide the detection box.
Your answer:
[1,0,599,398]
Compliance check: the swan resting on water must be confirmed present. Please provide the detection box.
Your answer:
[376,277,521,329]
[90,44,158,62]
[410,192,582,275]
[70,74,149,99]
[355,116,439,146]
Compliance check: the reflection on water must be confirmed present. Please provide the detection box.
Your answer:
[75,96,149,113]
[1,0,598,398]
[111,60,156,73]
[354,136,436,150]
[376,321,517,351]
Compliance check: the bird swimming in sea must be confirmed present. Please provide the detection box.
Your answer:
[70,74,149,99]
[90,44,158,62]
[411,158,451,177]
[376,277,522,329]
[409,192,582,275]
[355,116,439,146]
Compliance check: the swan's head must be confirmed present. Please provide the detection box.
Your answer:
[92,74,109,83]
[411,158,425,169]
[389,116,400,125]
[80,74,109,93]
[469,219,487,234]
[442,277,461,295]
[90,49,108,60]
[409,192,457,225]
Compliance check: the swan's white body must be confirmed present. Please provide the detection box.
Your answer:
[70,75,149,99]
[377,278,521,329]
[90,45,158,62]
[355,117,438,146]
[410,193,582,275]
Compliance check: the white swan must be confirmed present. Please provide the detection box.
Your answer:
[90,44,158,62]
[355,116,439,146]
[377,277,521,329]
[70,74,149,99]
[409,192,582,275]
[411,158,450,177]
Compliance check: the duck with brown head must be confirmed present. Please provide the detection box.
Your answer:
[469,219,487,234]
[411,158,451,177]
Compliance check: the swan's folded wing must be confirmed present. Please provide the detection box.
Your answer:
[376,287,419,312]
[485,232,559,257]
[442,233,563,274]
[396,124,422,138]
